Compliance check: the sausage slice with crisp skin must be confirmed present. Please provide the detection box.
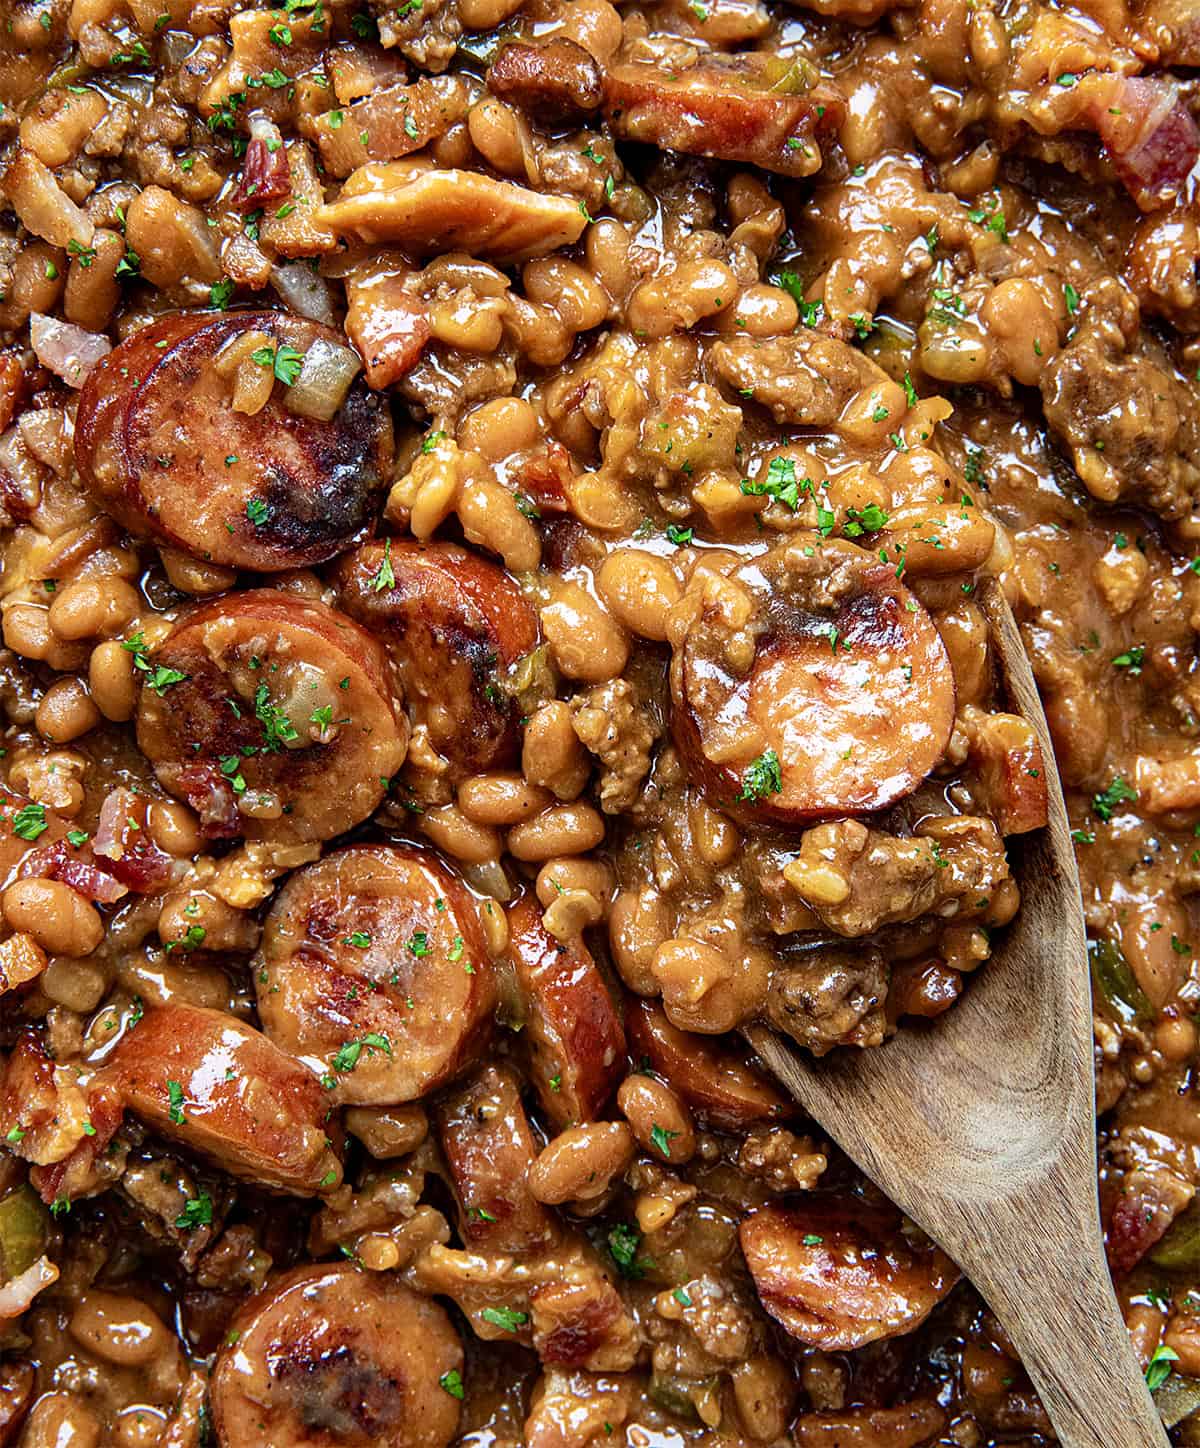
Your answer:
[105,1004,342,1196]
[211,1264,463,1448]
[75,310,393,570]
[508,894,625,1129]
[335,540,539,776]
[739,1198,959,1350]
[136,589,407,843]
[671,537,955,825]
[256,844,497,1104]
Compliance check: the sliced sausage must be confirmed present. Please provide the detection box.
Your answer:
[792,1401,948,1448]
[436,1063,558,1253]
[75,310,393,571]
[211,1264,462,1448]
[671,537,955,825]
[256,844,496,1105]
[104,1004,341,1196]
[335,540,539,777]
[625,999,791,1130]
[135,590,408,843]
[739,1199,959,1351]
[508,893,625,1130]
[604,53,844,179]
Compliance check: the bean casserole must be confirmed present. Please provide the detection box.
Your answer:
[0,0,1197,1440]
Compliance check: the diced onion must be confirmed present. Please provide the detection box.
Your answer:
[284,336,361,422]
[270,263,335,325]
[0,1255,58,1320]
[29,313,111,389]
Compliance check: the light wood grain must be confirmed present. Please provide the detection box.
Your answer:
[744,579,1167,1448]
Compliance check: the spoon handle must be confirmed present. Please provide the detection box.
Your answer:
[955,1167,1168,1448]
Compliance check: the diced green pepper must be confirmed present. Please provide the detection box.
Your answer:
[1151,1201,1200,1271]
[1089,938,1152,1025]
[0,1185,49,1282]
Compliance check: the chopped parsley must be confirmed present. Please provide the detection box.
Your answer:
[332,1032,393,1072]
[250,342,305,386]
[650,1122,679,1158]
[175,1193,214,1230]
[373,538,395,592]
[737,749,782,804]
[1146,1344,1179,1392]
[608,1223,651,1279]
[440,1369,465,1399]
[12,803,48,841]
[1092,776,1137,822]
[481,1306,528,1333]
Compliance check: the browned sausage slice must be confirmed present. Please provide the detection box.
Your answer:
[625,999,791,1130]
[507,894,625,1130]
[604,53,844,179]
[135,590,408,843]
[104,1004,342,1196]
[75,310,393,570]
[436,1064,558,1253]
[671,538,955,824]
[335,540,539,776]
[256,844,496,1104]
[739,1199,959,1351]
[211,1264,462,1448]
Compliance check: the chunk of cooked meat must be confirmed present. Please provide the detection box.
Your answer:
[710,331,886,425]
[1040,276,1200,520]
[765,945,890,1054]
[604,49,844,179]
[319,165,589,263]
[486,41,604,123]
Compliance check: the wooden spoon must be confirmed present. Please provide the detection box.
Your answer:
[744,578,1168,1448]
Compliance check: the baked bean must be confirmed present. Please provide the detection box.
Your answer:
[20,1393,101,1448]
[48,575,140,640]
[508,801,605,860]
[585,218,632,301]
[528,1121,635,1204]
[3,878,103,957]
[732,1357,794,1442]
[457,476,541,572]
[41,956,109,1012]
[523,700,591,799]
[524,257,610,331]
[651,933,768,1033]
[344,1103,430,1159]
[715,283,799,338]
[458,772,552,826]
[617,1073,697,1164]
[467,96,533,177]
[64,226,123,332]
[5,602,88,669]
[88,639,137,721]
[422,802,502,864]
[35,676,100,743]
[542,888,603,939]
[147,799,203,858]
[159,546,239,596]
[113,1406,169,1448]
[156,887,259,955]
[981,277,1058,387]
[458,397,540,461]
[541,580,628,681]
[627,258,738,339]
[69,1290,174,1367]
[8,243,64,324]
[690,797,738,867]
[597,549,681,641]
[536,856,614,909]
[609,888,670,995]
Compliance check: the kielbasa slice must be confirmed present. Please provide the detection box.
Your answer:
[671,537,955,825]
[626,999,791,1130]
[75,310,393,571]
[604,52,844,179]
[739,1198,959,1351]
[335,540,539,776]
[135,590,408,843]
[507,894,625,1130]
[436,1063,558,1253]
[256,844,496,1104]
[105,1004,341,1196]
[211,1264,463,1448]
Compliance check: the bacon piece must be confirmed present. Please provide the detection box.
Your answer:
[93,788,175,893]
[344,265,431,389]
[18,840,128,904]
[1093,77,1200,211]
[233,136,293,213]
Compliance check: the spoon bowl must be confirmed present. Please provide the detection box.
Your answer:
[744,579,1167,1448]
